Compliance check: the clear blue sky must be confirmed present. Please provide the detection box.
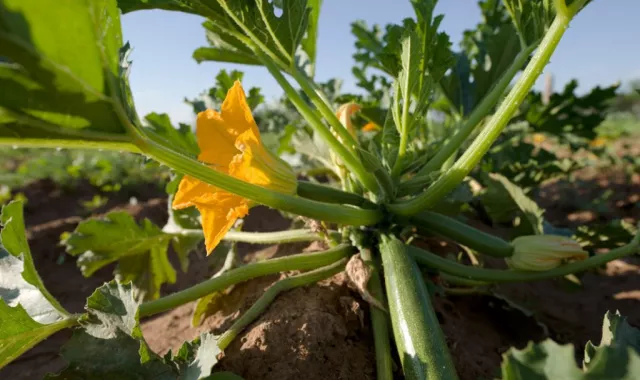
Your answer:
[121,1,640,124]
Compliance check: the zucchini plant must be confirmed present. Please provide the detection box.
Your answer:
[1,0,639,379]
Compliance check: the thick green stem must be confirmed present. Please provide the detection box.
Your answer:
[389,14,571,216]
[408,232,640,283]
[297,181,377,209]
[407,211,514,258]
[217,257,347,350]
[401,43,537,194]
[256,52,379,193]
[0,137,140,152]
[360,249,393,380]
[173,228,328,244]
[379,235,458,380]
[139,244,354,317]
[141,138,383,226]
[290,69,360,151]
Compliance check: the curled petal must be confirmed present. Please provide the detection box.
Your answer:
[196,193,249,254]
[336,102,362,139]
[173,175,214,209]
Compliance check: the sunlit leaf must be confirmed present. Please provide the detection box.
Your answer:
[0,0,132,144]
[0,201,71,369]
[0,201,68,319]
[65,212,177,300]
[501,311,640,379]
[49,281,225,379]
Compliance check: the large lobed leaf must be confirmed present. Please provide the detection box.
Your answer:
[123,0,319,74]
[0,0,133,144]
[501,311,640,379]
[514,80,619,143]
[65,212,178,301]
[0,201,71,369]
[48,281,232,379]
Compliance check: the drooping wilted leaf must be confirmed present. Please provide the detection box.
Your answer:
[501,311,640,379]
[0,0,132,144]
[65,212,177,300]
[481,173,545,235]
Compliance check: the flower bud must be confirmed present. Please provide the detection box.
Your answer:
[506,235,588,271]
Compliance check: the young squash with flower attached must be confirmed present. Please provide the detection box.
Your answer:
[173,81,297,254]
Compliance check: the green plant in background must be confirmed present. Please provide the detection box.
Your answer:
[1,0,639,379]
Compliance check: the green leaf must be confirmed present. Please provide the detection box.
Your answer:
[514,80,619,142]
[171,333,222,379]
[145,113,199,157]
[192,19,261,67]
[49,281,224,379]
[65,212,177,300]
[48,281,174,379]
[503,0,554,46]
[501,311,640,379]
[441,0,522,116]
[0,0,132,144]
[483,136,582,190]
[117,0,194,13]
[0,201,68,319]
[189,0,311,72]
[574,220,638,251]
[584,311,640,368]
[300,0,322,77]
[481,173,544,235]
[0,201,72,369]
[0,299,73,370]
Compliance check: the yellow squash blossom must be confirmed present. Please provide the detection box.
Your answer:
[336,102,361,140]
[531,133,546,145]
[173,81,297,254]
[362,122,381,132]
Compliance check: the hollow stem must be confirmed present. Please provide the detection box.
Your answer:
[404,43,538,191]
[258,53,378,193]
[389,13,572,216]
[217,257,347,350]
[297,181,377,209]
[139,244,355,317]
[407,232,640,283]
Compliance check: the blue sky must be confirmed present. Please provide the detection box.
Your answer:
[122,1,640,124]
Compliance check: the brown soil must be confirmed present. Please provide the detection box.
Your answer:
[2,164,639,379]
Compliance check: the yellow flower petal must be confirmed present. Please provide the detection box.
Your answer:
[362,122,380,132]
[172,175,212,209]
[195,110,239,172]
[196,193,249,253]
[172,81,297,255]
[220,81,260,140]
[532,133,546,145]
[336,102,361,139]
